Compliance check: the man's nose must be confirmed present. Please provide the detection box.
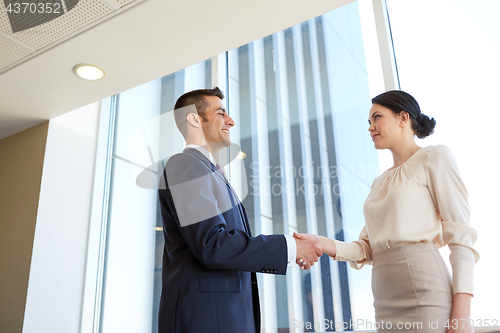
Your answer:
[226,116,234,127]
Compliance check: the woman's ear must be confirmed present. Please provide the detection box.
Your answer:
[399,111,410,127]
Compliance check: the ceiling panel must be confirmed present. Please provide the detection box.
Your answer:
[0,0,136,73]
[0,37,30,67]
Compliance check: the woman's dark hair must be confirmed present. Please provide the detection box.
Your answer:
[371,90,436,139]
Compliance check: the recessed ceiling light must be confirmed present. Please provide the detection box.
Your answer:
[73,64,107,80]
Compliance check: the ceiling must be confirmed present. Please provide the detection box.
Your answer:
[0,0,355,140]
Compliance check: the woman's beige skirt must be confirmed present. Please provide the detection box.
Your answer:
[372,242,453,333]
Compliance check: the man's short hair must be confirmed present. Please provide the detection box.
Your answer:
[174,87,225,137]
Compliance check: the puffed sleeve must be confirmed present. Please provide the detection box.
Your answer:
[426,145,479,295]
[331,225,373,269]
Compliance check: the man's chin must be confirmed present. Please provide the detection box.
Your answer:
[210,141,231,148]
[218,138,232,147]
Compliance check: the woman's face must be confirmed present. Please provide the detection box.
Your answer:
[368,103,403,150]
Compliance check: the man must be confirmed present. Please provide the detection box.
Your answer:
[158,87,321,333]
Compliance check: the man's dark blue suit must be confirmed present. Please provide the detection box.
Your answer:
[158,147,288,333]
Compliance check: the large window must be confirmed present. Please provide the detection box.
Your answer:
[90,2,385,332]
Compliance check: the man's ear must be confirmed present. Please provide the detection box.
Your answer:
[186,113,200,127]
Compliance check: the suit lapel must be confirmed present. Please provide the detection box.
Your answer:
[239,204,252,237]
[184,148,252,236]
[184,148,229,185]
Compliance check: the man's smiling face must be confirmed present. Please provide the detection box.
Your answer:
[200,95,234,148]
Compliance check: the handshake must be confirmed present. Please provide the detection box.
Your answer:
[294,232,335,270]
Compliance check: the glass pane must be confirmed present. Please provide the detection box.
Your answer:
[228,2,380,331]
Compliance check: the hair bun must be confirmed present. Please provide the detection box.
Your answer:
[371,90,437,139]
[415,113,436,139]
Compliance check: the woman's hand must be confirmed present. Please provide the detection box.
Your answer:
[294,232,338,258]
[293,232,342,270]
[294,233,321,248]
[447,293,474,333]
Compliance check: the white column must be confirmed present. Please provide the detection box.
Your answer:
[184,60,207,91]
[250,39,278,333]
[307,18,345,326]
[372,0,399,91]
[273,30,304,333]
[227,49,245,198]
[24,101,101,333]
[291,24,326,326]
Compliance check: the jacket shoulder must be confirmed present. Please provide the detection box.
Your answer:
[165,152,212,187]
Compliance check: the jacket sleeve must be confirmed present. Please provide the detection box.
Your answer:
[163,153,288,274]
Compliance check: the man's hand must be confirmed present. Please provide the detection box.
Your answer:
[294,232,323,269]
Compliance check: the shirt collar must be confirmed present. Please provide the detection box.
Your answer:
[185,144,216,165]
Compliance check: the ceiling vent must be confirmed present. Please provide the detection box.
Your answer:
[0,0,142,74]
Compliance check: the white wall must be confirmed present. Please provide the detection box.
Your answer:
[22,101,101,333]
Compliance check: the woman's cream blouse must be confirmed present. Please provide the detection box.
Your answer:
[333,145,479,295]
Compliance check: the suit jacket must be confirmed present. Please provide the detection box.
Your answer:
[158,147,288,333]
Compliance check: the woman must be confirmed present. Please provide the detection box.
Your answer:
[295,90,479,333]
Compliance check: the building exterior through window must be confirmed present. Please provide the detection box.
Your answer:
[96,2,382,332]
